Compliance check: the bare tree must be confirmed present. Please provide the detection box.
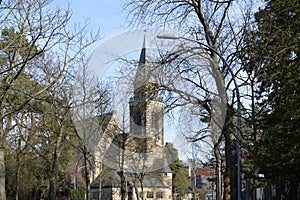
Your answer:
[0,0,100,199]
[71,60,113,200]
[124,0,260,199]
[43,75,75,200]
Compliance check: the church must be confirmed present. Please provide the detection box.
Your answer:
[88,34,174,200]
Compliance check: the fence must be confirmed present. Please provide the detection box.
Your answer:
[242,179,300,200]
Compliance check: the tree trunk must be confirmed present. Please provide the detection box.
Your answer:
[0,120,6,200]
[15,155,21,200]
[98,178,102,200]
[223,105,237,200]
[119,171,126,200]
[51,153,58,200]
[133,180,140,200]
[229,139,237,200]
[84,159,90,200]
[223,168,230,200]
[223,136,237,200]
[0,146,5,200]
[250,77,259,189]
[214,146,222,200]
[51,126,64,200]
[15,130,22,200]
[140,179,144,200]
[119,132,127,200]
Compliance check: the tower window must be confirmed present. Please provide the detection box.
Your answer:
[132,110,142,126]
[152,110,160,131]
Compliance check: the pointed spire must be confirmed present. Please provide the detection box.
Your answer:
[138,31,150,66]
[134,31,155,90]
[132,31,159,100]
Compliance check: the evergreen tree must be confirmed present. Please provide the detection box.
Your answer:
[243,0,300,182]
[169,158,192,197]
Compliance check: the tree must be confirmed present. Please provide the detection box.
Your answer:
[124,1,258,199]
[72,62,113,200]
[41,77,75,200]
[243,0,300,182]
[0,0,100,199]
[4,65,86,199]
[5,87,73,199]
[169,158,192,197]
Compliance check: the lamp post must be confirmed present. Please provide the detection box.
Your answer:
[75,153,94,200]
[190,167,197,200]
[76,166,86,199]
[157,33,242,200]
[75,154,84,200]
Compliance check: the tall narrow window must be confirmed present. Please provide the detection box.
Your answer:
[152,110,160,132]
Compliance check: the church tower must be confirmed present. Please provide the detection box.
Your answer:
[129,34,164,148]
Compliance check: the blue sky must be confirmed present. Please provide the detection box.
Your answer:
[54,0,127,37]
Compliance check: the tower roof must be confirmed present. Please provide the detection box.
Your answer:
[133,33,157,91]
[138,34,151,65]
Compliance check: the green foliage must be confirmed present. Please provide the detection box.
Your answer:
[68,188,85,198]
[0,27,44,113]
[0,28,41,60]
[244,0,300,182]
[169,158,192,196]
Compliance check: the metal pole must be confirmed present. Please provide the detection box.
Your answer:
[76,154,84,200]
[157,34,242,200]
[194,170,197,200]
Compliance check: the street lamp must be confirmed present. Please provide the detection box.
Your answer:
[157,33,242,200]
[75,154,94,200]
[76,166,86,200]
[75,154,84,200]
[190,167,197,200]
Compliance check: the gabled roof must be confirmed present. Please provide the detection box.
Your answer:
[73,111,122,155]
[153,158,172,173]
[98,112,115,132]
[140,175,169,188]
[74,111,118,134]
[195,167,215,177]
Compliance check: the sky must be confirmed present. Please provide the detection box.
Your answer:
[54,0,128,38]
